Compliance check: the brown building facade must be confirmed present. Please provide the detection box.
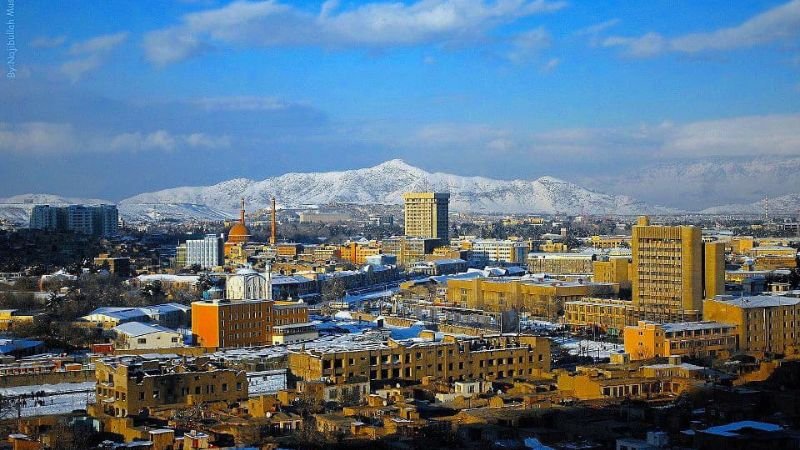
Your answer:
[94,355,248,417]
[288,332,550,384]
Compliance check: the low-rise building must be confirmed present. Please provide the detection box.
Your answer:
[94,355,248,417]
[527,252,594,275]
[593,257,632,286]
[112,322,184,351]
[81,303,191,330]
[93,254,132,277]
[410,258,467,276]
[271,300,317,345]
[469,239,528,264]
[564,298,637,335]
[288,331,550,384]
[381,237,439,266]
[623,320,736,361]
[589,235,631,249]
[192,299,272,348]
[704,295,800,356]
[340,241,382,265]
[446,277,618,320]
[0,309,39,331]
[297,378,371,405]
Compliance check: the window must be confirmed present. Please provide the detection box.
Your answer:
[137,338,147,344]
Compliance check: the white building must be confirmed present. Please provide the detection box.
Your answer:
[112,322,183,350]
[30,204,118,236]
[470,239,528,264]
[271,323,319,345]
[186,234,224,269]
[226,266,272,300]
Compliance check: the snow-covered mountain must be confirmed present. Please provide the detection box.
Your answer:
[0,193,112,205]
[122,159,674,215]
[0,194,232,225]
[0,194,113,225]
[118,203,234,222]
[701,193,800,215]
[581,157,800,210]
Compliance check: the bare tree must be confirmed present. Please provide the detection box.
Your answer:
[321,277,346,306]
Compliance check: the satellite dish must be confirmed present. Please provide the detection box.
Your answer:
[266,412,272,418]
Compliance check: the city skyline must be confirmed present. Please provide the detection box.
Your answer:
[2,1,800,206]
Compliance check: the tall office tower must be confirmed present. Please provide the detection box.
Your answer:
[186,234,224,269]
[703,241,725,300]
[29,205,60,230]
[631,216,703,322]
[66,205,95,235]
[30,204,119,237]
[93,204,119,237]
[402,192,450,242]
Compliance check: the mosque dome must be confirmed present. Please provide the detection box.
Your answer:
[226,198,251,244]
[227,222,250,244]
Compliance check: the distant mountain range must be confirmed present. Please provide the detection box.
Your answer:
[580,157,800,211]
[0,194,232,224]
[120,159,675,216]
[1,160,797,224]
[701,193,800,215]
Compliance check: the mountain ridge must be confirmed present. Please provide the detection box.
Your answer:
[4,160,798,224]
[120,159,675,216]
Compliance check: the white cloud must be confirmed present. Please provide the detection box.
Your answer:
[30,35,66,49]
[602,32,665,57]
[110,130,231,152]
[507,27,552,63]
[0,122,229,154]
[408,114,800,160]
[144,0,567,64]
[60,32,128,81]
[665,115,800,157]
[604,0,800,57]
[68,32,128,55]
[193,96,298,111]
[541,57,560,72]
[0,122,75,153]
[575,19,620,37]
[60,56,102,83]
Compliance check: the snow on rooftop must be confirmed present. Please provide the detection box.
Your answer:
[711,295,800,308]
[113,321,178,337]
[552,337,622,359]
[702,421,782,437]
[661,321,735,333]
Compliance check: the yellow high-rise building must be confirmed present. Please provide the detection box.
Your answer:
[403,192,450,242]
[704,242,725,300]
[631,217,724,322]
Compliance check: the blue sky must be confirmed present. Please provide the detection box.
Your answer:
[2,0,800,207]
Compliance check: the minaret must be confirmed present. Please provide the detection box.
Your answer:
[264,262,272,301]
[270,197,277,245]
[240,197,246,225]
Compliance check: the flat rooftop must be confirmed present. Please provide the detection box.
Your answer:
[710,295,800,308]
[661,321,735,333]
